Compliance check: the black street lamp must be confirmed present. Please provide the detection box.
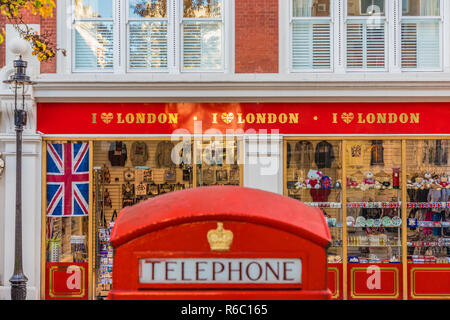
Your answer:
[3,56,35,300]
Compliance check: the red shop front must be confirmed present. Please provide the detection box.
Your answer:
[37,102,450,300]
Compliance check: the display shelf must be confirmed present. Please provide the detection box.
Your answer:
[347,202,401,208]
[407,202,450,209]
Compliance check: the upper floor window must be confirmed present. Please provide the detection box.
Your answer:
[401,0,442,70]
[73,0,115,71]
[291,0,332,71]
[72,0,226,73]
[346,0,386,70]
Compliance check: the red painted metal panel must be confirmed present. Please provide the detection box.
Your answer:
[408,264,450,300]
[347,263,402,300]
[328,263,343,300]
[45,262,89,300]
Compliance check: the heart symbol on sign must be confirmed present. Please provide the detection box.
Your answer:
[341,112,354,124]
[101,113,114,124]
[221,112,234,124]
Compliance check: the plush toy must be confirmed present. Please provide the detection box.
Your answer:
[406,179,414,189]
[320,176,332,189]
[305,169,322,189]
[374,180,382,190]
[414,177,424,190]
[440,175,450,189]
[432,174,442,191]
[348,177,359,189]
[424,172,433,189]
[363,171,376,186]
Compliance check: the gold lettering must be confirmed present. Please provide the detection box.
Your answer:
[358,113,365,123]
[237,113,245,124]
[117,113,125,124]
[158,113,167,124]
[377,113,386,124]
[410,113,420,124]
[125,113,135,124]
[257,113,266,124]
[212,113,218,124]
[136,113,146,124]
[168,113,178,124]
[246,113,255,124]
[91,113,97,124]
[399,113,408,124]
[279,113,288,124]
[289,113,299,124]
[388,113,397,123]
[332,113,338,124]
[268,113,277,124]
[147,113,156,123]
[367,113,375,124]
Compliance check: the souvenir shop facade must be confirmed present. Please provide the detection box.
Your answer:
[36,100,450,300]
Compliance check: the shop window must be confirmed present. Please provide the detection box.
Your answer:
[73,0,115,71]
[406,139,450,264]
[195,137,242,186]
[92,139,193,298]
[345,140,402,264]
[291,0,332,71]
[401,0,441,70]
[285,140,343,263]
[346,0,386,70]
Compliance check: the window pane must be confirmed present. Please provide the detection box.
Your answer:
[183,22,222,70]
[347,22,385,69]
[74,0,113,18]
[129,21,168,69]
[183,0,222,18]
[292,21,331,69]
[347,0,385,16]
[129,0,167,18]
[402,0,440,16]
[401,21,440,69]
[292,0,331,17]
[74,22,114,70]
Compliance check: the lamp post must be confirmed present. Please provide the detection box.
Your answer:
[3,55,35,300]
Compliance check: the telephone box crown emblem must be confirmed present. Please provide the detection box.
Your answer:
[207,222,233,251]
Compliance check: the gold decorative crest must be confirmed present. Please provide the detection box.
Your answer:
[207,222,233,251]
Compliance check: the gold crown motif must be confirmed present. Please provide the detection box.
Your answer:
[207,222,233,251]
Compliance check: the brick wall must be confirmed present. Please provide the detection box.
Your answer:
[235,0,278,73]
[0,6,57,73]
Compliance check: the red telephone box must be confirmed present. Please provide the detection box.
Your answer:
[108,186,332,300]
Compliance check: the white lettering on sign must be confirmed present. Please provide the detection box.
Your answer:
[139,258,302,284]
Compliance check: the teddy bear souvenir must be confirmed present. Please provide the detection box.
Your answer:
[304,169,322,189]
[424,172,433,189]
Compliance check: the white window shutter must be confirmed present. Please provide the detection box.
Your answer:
[183,22,222,70]
[401,21,440,69]
[292,21,331,70]
[346,22,385,69]
[74,22,114,70]
[129,22,168,69]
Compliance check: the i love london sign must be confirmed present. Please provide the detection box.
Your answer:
[139,258,302,284]
[37,102,450,135]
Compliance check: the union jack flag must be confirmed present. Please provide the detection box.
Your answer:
[47,142,89,216]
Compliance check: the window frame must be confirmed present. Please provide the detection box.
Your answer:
[289,0,335,73]
[71,0,117,73]
[400,0,444,72]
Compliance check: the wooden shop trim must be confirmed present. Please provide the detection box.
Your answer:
[40,142,47,300]
[342,140,348,300]
[88,141,94,300]
[401,140,408,300]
